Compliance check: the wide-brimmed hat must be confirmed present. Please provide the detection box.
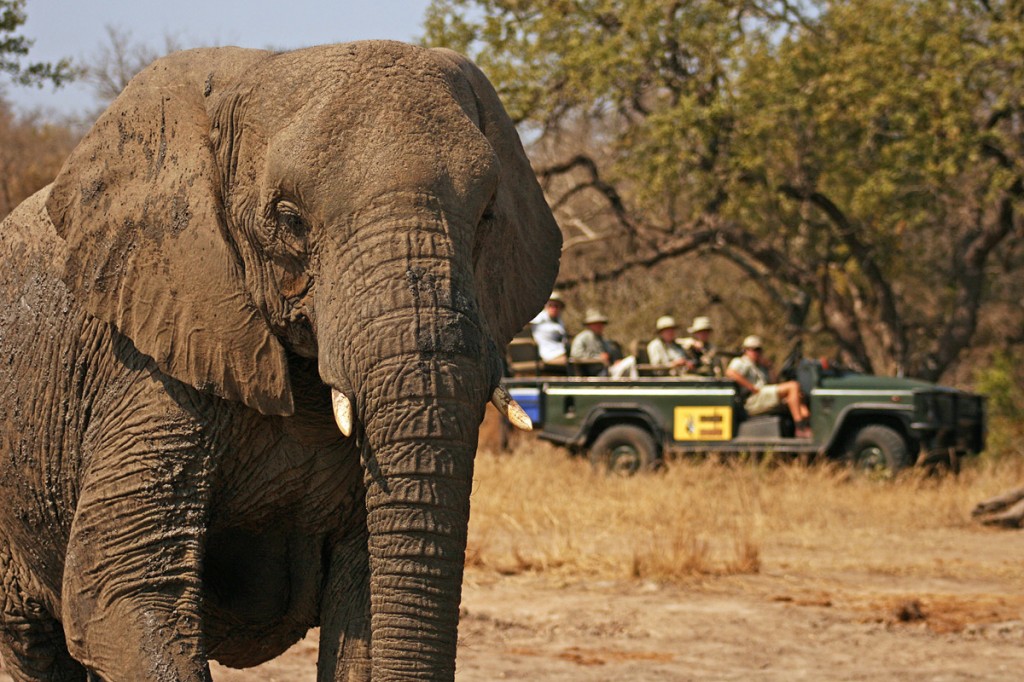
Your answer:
[742,334,764,349]
[547,292,565,306]
[688,316,713,333]
[583,308,609,325]
[656,315,678,331]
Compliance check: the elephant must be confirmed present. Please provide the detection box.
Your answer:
[0,41,560,680]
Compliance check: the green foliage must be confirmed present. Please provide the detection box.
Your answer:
[975,350,1024,422]
[1,0,76,87]
[974,349,1024,456]
[424,0,1024,382]
[424,0,782,220]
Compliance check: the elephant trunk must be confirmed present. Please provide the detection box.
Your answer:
[357,344,487,679]
[362,391,477,678]
[318,209,495,678]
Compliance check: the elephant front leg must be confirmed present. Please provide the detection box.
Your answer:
[0,541,87,682]
[61,439,213,681]
[0,609,86,682]
[318,522,372,682]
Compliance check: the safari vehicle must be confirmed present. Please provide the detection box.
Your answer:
[502,352,986,475]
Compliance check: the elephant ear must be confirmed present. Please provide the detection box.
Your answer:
[45,48,294,416]
[444,51,563,347]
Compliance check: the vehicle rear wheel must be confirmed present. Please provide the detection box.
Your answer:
[589,425,660,476]
[842,424,912,474]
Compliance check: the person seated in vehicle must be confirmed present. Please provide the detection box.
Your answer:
[725,335,811,438]
[531,292,569,369]
[570,309,638,378]
[646,315,694,375]
[680,315,721,377]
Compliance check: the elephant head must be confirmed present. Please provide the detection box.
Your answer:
[45,42,561,677]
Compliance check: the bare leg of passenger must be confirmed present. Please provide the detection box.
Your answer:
[777,381,810,435]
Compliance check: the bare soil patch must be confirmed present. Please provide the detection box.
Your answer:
[2,446,1021,680]
[210,521,1024,680]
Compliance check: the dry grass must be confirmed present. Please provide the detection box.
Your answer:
[466,441,1024,584]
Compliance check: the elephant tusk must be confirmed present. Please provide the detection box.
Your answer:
[331,389,354,437]
[491,386,533,432]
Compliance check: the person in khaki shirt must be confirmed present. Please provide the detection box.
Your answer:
[646,316,692,374]
[680,315,720,377]
[726,335,811,438]
[570,309,637,378]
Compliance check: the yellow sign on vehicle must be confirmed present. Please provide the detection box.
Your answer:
[674,406,732,441]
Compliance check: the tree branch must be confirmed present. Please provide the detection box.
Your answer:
[777,184,908,367]
[556,224,721,288]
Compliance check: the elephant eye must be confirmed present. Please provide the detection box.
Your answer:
[269,199,310,258]
[275,200,307,235]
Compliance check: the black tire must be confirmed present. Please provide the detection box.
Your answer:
[589,425,660,476]
[843,424,912,474]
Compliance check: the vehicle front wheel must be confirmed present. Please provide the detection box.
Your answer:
[842,424,912,474]
[589,425,661,476]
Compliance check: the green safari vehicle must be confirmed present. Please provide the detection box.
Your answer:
[502,358,986,475]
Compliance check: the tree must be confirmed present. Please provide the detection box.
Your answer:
[728,0,1024,378]
[0,96,76,218]
[423,0,1024,381]
[1,0,75,87]
[82,25,183,106]
[1,1,77,220]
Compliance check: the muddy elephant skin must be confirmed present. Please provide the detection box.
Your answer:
[0,41,561,681]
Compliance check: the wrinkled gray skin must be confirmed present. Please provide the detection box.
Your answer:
[0,41,560,681]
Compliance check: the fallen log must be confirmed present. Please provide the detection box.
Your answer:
[972,485,1024,529]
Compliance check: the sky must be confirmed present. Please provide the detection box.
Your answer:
[8,0,435,119]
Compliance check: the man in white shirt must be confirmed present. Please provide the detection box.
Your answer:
[530,292,568,366]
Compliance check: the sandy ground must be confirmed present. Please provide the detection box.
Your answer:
[2,530,1021,680]
[210,554,1024,681]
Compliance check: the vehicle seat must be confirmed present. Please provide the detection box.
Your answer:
[735,414,785,439]
[632,339,669,377]
[569,359,606,377]
[506,336,543,376]
[796,359,821,398]
[731,386,791,438]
